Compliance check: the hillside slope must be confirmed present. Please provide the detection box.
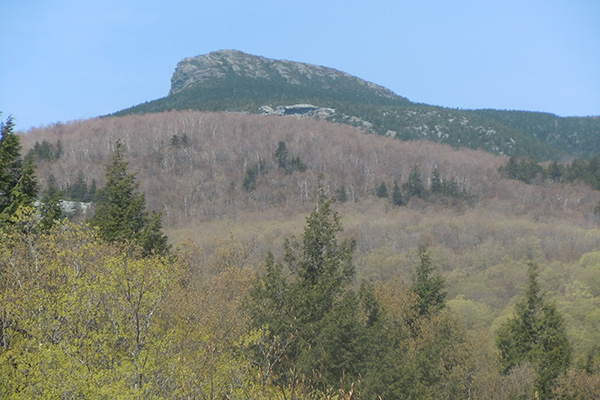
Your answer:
[112,50,599,160]
[21,111,600,365]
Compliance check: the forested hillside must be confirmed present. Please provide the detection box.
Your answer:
[111,50,600,160]
[4,111,600,397]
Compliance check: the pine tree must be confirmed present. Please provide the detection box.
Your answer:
[248,187,371,390]
[274,141,289,171]
[411,244,445,316]
[403,164,425,199]
[91,140,168,255]
[391,181,404,206]
[0,116,37,224]
[496,262,570,398]
[376,181,388,198]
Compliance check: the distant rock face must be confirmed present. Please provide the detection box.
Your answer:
[259,104,335,119]
[169,49,398,99]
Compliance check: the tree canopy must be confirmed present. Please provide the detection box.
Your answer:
[91,140,168,255]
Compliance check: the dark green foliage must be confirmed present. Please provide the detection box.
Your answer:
[499,156,545,183]
[430,167,442,194]
[0,116,37,224]
[243,163,260,192]
[274,141,289,171]
[500,156,600,191]
[335,185,348,202]
[274,141,307,175]
[170,133,189,147]
[39,184,64,230]
[391,181,404,206]
[248,189,375,390]
[25,139,62,162]
[411,244,446,316]
[288,156,307,173]
[64,172,89,202]
[496,262,571,398]
[376,181,388,198]
[90,140,168,255]
[403,164,425,200]
[548,160,563,182]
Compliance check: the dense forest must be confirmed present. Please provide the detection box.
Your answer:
[3,112,600,398]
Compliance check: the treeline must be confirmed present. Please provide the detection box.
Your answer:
[370,164,466,207]
[500,156,600,189]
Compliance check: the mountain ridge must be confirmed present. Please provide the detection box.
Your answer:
[170,50,402,100]
[112,50,600,160]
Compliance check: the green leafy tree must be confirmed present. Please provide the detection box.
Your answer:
[0,116,37,224]
[496,262,571,398]
[91,140,168,255]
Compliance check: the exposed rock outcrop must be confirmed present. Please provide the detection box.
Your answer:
[169,49,399,100]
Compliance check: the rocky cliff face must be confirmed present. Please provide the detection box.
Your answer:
[169,49,399,99]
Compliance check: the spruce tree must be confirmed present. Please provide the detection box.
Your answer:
[411,244,446,316]
[0,116,37,224]
[248,186,373,390]
[403,164,425,199]
[430,167,442,194]
[91,140,168,255]
[391,181,404,206]
[496,262,570,398]
[376,181,388,198]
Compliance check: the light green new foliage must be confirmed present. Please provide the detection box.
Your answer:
[0,216,177,398]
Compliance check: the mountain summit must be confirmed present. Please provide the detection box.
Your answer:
[169,50,401,100]
[113,50,600,160]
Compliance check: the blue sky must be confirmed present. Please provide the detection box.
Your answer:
[1,0,599,131]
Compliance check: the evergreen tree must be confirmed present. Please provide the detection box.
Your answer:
[289,155,307,173]
[547,160,562,183]
[91,140,168,255]
[496,262,570,398]
[274,141,289,171]
[391,181,404,206]
[66,171,88,201]
[376,181,388,198]
[0,116,37,224]
[39,184,64,230]
[411,244,445,316]
[248,187,374,390]
[403,164,425,199]
[335,185,348,202]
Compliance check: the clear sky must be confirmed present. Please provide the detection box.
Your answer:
[1,0,599,131]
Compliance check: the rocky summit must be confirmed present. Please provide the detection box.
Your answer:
[169,49,399,99]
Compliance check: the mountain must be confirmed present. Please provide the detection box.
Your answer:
[112,50,600,160]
